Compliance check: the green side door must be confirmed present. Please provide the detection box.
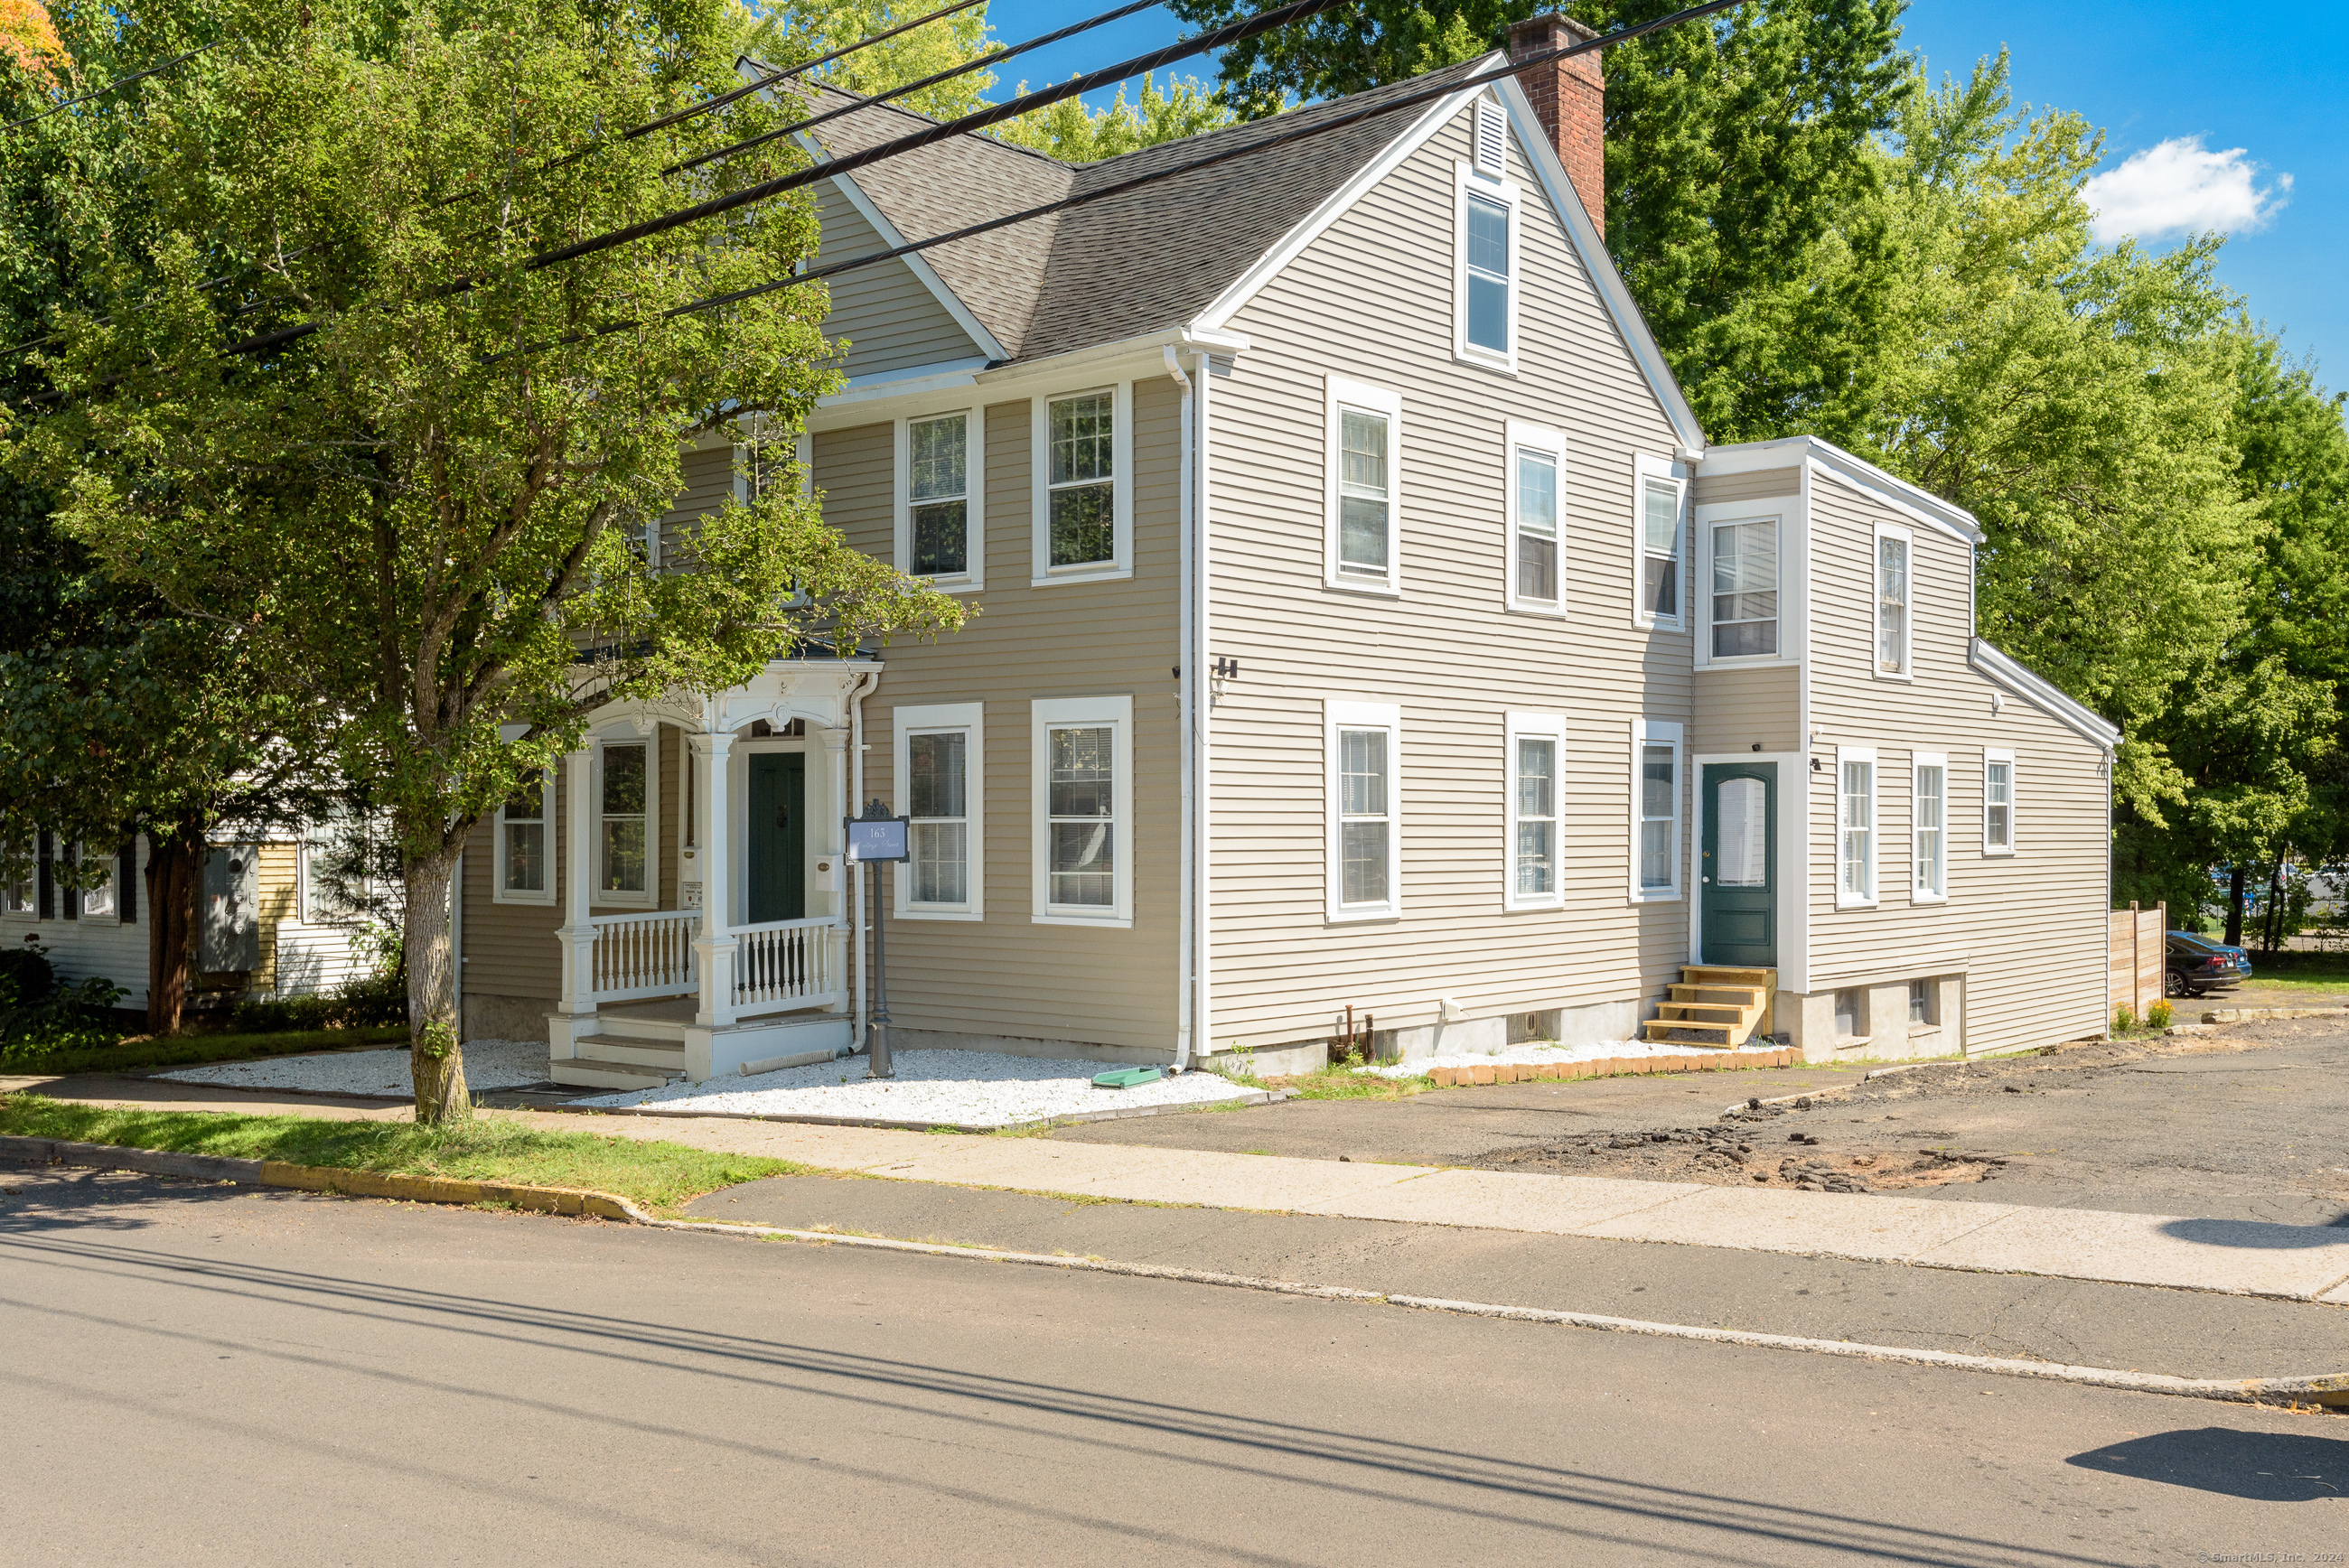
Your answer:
[745,751,806,925]
[1699,761,1776,967]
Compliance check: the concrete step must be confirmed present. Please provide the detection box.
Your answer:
[569,1033,687,1069]
[548,1056,684,1091]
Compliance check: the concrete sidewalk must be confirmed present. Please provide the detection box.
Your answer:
[20,1076,2349,1303]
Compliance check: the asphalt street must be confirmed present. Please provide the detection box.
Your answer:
[5,1162,2345,1566]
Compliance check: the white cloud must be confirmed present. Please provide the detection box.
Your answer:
[2081,136,2290,244]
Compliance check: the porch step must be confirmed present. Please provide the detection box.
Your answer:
[549,1056,685,1091]
[569,1033,688,1070]
[1643,966,1776,1049]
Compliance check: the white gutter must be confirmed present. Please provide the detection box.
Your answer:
[1164,343,1213,1069]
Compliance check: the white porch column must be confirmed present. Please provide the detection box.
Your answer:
[820,723,850,1011]
[692,731,738,1028]
[553,745,598,1034]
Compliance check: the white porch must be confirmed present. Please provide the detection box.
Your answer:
[545,659,878,1087]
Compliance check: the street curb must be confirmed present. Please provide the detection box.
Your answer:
[0,1134,641,1220]
[2203,1004,2349,1024]
[11,1133,2349,1408]
[1427,1047,1794,1087]
[625,1218,2349,1411]
[522,1087,1292,1134]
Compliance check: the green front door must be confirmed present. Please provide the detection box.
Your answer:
[1700,762,1776,966]
[746,752,806,924]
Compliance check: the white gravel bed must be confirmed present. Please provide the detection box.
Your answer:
[1359,1035,1782,1079]
[576,1048,1257,1127]
[157,1038,551,1097]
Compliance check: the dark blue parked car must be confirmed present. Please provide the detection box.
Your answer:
[2165,930,2252,997]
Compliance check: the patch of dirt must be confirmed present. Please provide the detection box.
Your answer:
[1482,1121,2004,1193]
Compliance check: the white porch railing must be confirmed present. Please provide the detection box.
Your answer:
[587,910,700,1003]
[733,916,842,1012]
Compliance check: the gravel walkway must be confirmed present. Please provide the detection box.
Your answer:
[158,1039,550,1097]
[1360,1036,1784,1079]
[577,1049,1256,1127]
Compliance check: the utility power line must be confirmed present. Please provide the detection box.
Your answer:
[2,38,229,134]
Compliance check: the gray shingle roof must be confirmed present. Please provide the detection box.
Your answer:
[802,61,1486,366]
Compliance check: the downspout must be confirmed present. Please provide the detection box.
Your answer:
[1167,346,1195,1069]
[1165,342,1212,1070]
[849,667,879,1055]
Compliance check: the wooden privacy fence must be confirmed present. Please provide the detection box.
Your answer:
[2109,901,2167,1021]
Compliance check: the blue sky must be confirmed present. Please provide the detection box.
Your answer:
[976,0,2347,384]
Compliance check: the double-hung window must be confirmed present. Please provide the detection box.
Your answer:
[596,738,654,906]
[1633,720,1683,898]
[1032,695,1132,925]
[1325,377,1404,593]
[301,826,367,923]
[1506,712,1565,910]
[1876,525,1912,677]
[1327,702,1402,920]
[1983,749,2016,854]
[1032,387,1130,583]
[1710,517,1779,658]
[497,775,553,903]
[1634,456,1686,627]
[1838,747,1877,906]
[1454,163,1519,370]
[1912,753,1947,901]
[1,846,29,914]
[896,703,983,919]
[900,410,979,589]
[78,845,115,920]
[1506,422,1564,612]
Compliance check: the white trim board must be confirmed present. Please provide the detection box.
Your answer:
[815,171,1008,363]
[1969,639,2123,749]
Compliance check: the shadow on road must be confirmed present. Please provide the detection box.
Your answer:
[2157,1216,2349,1248]
[2069,1429,2349,1501]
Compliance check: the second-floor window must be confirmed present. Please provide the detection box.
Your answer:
[1325,377,1403,593]
[1464,194,1511,355]
[1507,422,1564,611]
[1642,475,1682,622]
[1711,518,1778,658]
[907,412,971,581]
[1877,530,1910,675]
[1984,750,2016,854]
[1046,393,1114,568]
[1914,755,1947,899]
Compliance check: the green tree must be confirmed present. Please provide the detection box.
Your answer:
[11,0,963,1120]
[778,0,997,119]
[995,71,1233,160]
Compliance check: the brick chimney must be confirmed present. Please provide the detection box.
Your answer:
[1506,12,1605,238]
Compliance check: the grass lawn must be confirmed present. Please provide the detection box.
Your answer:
[0,1026,409,1079]
[0,1094,806,1214]
[1255,1064,1434,1100]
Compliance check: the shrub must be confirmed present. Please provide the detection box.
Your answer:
[2112,1004,2137,1035]
[0,969,131,1060]
[0,944,56,1010]
[2148,999,2174,1030]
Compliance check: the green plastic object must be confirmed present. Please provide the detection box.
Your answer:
[1091,1067,1164,1089]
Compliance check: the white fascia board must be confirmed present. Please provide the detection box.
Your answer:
[1706,434,1985,546]
[808,359,990,425]
[972,325,1253,388]
[815,167,1009,364]
[1488,70,1706,454]
[1969,638,2122,749]
[1189,88,1466,335]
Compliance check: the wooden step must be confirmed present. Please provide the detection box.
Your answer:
[1642,1020,1736,1048]
[1683,966,1774,986]
[548,1056,685,1091]
[1657,1003,1747,1023]
[1668,985,1764,1006]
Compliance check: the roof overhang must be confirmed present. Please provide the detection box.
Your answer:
[1703,434,1988,546]
[1968,639,2122,751]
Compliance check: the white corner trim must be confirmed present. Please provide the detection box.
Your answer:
[1968,639,2123,748]
[818,171,1007,363]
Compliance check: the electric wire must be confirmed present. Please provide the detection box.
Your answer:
[1,38,229,134]
[668,0,1169,178]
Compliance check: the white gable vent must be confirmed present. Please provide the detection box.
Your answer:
[1473,98,1507,176]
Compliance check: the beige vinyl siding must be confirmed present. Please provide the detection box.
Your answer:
[1691,665,1800,754]
[815,182,983,378]
[1801,473,2108,1054]
[1203,104,1693,1051]
[814,384,1184,1053]
[1692,467,1800,507]
[456,724,685,1013]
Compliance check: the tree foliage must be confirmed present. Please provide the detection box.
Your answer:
[8,0,964,1118]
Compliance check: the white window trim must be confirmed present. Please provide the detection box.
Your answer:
[492,774,557,907]
[1631,719,1684,901]
[592,733,659,910]
[1452,160,1521,374]
[1836,744,1878,910]
[1982,747,2017,856]
[1694,500,1795,668]
[1633,453,1689,631]
[1326,700,1403,922]
[1029,383,1133,586]
[895,408,983,593]
[1911,751,1949,904]
[895,702,984,920]
[1324,374,1405,597]
[1504,710,1567,910]
[1873,520,1914,681]
[1503,419,1567,617]
[1031,695,1133,927]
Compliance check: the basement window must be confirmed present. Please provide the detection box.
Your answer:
[1833,988,1865,1041]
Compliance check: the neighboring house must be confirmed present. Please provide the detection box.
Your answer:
[2,828,383,1010]
[454,14,2120,1089]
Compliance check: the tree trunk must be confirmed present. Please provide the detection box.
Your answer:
[2264,853,2289,956]
[143,818,203,1036]
[2225,864,2247,947]
[404,847,470,1125]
